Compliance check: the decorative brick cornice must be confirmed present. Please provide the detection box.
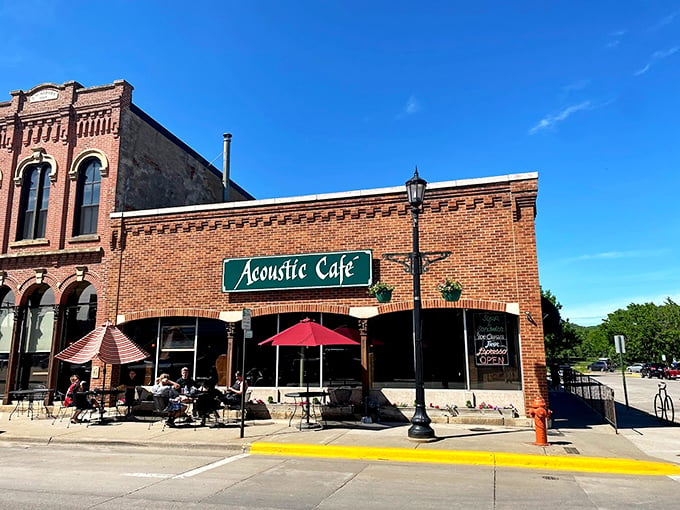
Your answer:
[513,191,537,221]
[76,109,117,139]
[0,123,12,150]
[0,247,103,270]
[121,192,519,235]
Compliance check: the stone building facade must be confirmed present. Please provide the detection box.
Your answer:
[0,80,251,402]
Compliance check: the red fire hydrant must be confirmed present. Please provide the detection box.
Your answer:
[527,396,552,446]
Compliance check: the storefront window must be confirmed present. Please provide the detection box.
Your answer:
[120,318,159,385]
[421,309,467,389]
[0,288,15,398]
[157,318,197,380]
[18,285,54,389]
[370,309,467,389]
[466,311,521,390]
[245,314,278,387]
[56,283,97,394]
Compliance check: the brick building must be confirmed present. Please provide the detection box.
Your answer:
[108,172,546,413]
[0,80,251,402]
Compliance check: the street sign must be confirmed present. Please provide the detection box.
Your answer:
[244,330,253,339]
[614,335,626,354]
[242,308,252,330]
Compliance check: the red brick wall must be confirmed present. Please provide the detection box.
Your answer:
[0,79,247,397]
[109,175,546,408]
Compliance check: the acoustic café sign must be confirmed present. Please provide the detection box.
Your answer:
[222,250,372,292]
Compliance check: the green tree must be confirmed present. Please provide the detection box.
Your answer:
[541,288,583,361]
[599,299,680,363]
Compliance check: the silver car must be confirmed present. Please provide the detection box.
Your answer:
[626,363,644,373]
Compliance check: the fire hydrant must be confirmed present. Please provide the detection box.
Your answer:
[527,396,552,446]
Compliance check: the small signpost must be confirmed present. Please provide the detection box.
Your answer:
[240,308,252,438]
[615,335,629,408]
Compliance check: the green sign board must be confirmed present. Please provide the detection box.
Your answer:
[223,250,372,292]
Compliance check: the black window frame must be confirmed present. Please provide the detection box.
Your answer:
[18,163,51,240]
[73,158,101,236]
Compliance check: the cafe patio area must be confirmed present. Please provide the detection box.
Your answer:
[0,394,531,430]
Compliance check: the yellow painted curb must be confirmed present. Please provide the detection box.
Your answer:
[249,442,680,476]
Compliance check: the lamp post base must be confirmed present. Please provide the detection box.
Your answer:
[408,407,435,440]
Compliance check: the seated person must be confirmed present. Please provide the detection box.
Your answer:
[222,371,248,406]
[70,378,95,424]
[151,373,187,426]
[64,374,80,408]
[176,367,196,395]
[124,369,140,415]
[192,379,223,426]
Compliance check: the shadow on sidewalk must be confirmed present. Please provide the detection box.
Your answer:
[550,390,676,431]
[549,391,606,430]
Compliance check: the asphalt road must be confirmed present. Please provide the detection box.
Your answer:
[583,370,679,415]
[0,441,678,509]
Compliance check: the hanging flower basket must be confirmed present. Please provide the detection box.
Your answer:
[440,288,462,302]
[437,279,463,302]
[368,281,394,303]
[374,289,393,303]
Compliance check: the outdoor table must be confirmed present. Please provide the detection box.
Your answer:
[285,391,329,430]
[8,388,54,420]
[87,389,124,425]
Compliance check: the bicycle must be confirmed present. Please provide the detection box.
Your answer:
[654,382,675,423]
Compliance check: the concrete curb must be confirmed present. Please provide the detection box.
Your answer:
[3,435,248,452]
[249,442,680,476]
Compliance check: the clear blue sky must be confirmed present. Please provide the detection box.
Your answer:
[2,1,679,326]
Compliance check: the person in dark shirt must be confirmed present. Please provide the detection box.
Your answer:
[124,369,139,417]
[222,371,247,406]
[176,367,196,394]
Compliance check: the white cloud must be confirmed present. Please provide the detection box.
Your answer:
[649,10,680,31]
[605,29,626,49]
[634,46,679,75]
[396,95,421,119]
[528,101,592,135]
[568,248,671,262]
[562,79,590,93]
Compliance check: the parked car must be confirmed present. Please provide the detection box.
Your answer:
[588,360,613,372]
[664,362,680,380]
[626,363,645,373]
[640,363,665,378]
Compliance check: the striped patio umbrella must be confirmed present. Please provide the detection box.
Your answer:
[56,320,149,365]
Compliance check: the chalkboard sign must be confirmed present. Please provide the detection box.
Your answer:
[472,312,509,366]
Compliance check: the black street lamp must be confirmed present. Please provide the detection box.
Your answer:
[383,168,450,440]
[405,168,434,439]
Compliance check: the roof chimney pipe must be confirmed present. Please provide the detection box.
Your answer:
[222,133,232,202]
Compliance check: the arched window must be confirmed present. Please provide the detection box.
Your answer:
[0,288,15,398]
[56,283,97,393]
[18,163,51,240]
[18,285,55,389]
[74,159,101,235]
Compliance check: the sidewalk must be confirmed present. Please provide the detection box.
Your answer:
[1,391,678,476]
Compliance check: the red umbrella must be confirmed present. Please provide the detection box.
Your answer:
[56,320,149,365]
[259,319,360,347]
[55,321,149,423]
[259,319,359,429]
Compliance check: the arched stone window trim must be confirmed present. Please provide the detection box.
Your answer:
[13,147,58,185]
[69,149,109,180]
